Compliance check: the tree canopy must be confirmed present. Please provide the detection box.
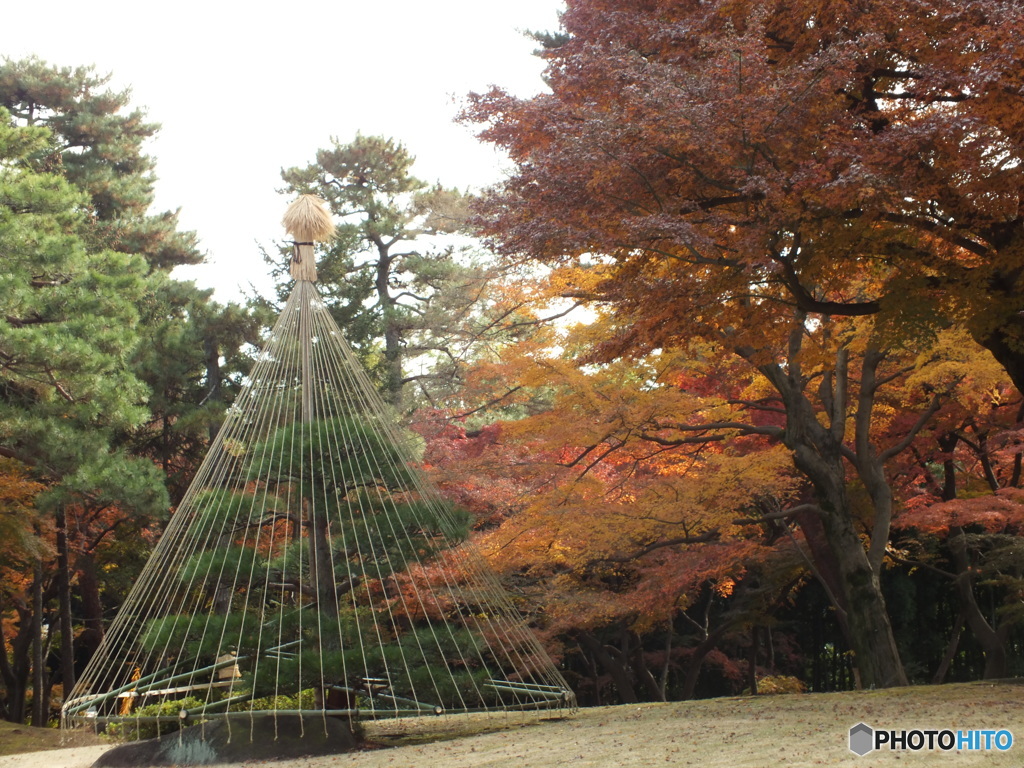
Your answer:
[466,0,1024,383]
[0,59,258,725]
[277,135,496,407]
[462,0,1024,691]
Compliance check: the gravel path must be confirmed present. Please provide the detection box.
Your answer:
[3,682,1021,768]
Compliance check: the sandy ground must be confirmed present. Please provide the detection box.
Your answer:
[3,682,1022,768]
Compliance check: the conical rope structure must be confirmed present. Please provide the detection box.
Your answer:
[61,197,573,741]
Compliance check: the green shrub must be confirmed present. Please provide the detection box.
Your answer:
[105,696,205,741]
[231,688,316,712]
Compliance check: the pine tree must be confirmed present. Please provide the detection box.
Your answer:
[0,106,170,722]
[139,415,475,708]
[278,135,494,408]
[0,59,259,722]
[0,57,201,270]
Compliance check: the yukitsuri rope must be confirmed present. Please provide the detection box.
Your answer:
[61,196,574,741]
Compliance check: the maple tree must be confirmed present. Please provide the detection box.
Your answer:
[889,352,1024,680]
[896,488,1024,680]
[417,334,815,701]
[444,275,942,690]
[463,0,1024,689]
[422,298,1023,696]
[466,0,1024,387]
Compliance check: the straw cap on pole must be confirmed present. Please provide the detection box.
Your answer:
[283,194,334,282]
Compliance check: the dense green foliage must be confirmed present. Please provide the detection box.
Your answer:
[0,59,258,725]
[136,414,474,710]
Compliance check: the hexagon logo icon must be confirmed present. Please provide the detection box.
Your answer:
[849,722,874,756]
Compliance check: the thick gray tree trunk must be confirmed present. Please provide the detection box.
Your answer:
[753,334,907,689]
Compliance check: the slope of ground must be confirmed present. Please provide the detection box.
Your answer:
[1,680,1021,768]
[0,720,103,754]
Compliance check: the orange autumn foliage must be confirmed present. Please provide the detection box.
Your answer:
[898,488,1024,536]
[420,334,801,635]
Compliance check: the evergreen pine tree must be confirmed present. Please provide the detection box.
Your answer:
[278,135,494,407]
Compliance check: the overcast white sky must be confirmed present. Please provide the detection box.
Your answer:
[1,1,563,302]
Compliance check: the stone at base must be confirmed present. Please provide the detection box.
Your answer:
[92,713,357,767]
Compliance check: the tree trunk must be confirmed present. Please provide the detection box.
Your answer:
[373,240,404,406]
[305,498,340,715]
[658,629,673,700]
[0,597,29,723]
[812,479,906,688]
[680,622,731,700]
[581,644,603,706]
[576,631,638,704]
[203,333,224,443]
[629,632,665,702]
[758,340,907,690]
[76,553,105,665]
[747,625,759,695]
[948,526,1007,678]
[55,506,75,699]
[305,500,339,616]
[209,530,235,614]
[31,561,46,727]
[938,436,1008,679]
[932,609,966,684]
[794,507,856,646]
[973,313,1024,398]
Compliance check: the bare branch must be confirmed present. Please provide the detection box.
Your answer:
[45,368,75,403]
[879,394,943,461]
[642,420,784,443]
[5,314,47,328]
[601,530,721,563]
[769,252,880,317]
[448,386,524,421]
[733,503,822,526]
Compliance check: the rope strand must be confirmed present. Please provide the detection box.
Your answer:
[62,278,575,740]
